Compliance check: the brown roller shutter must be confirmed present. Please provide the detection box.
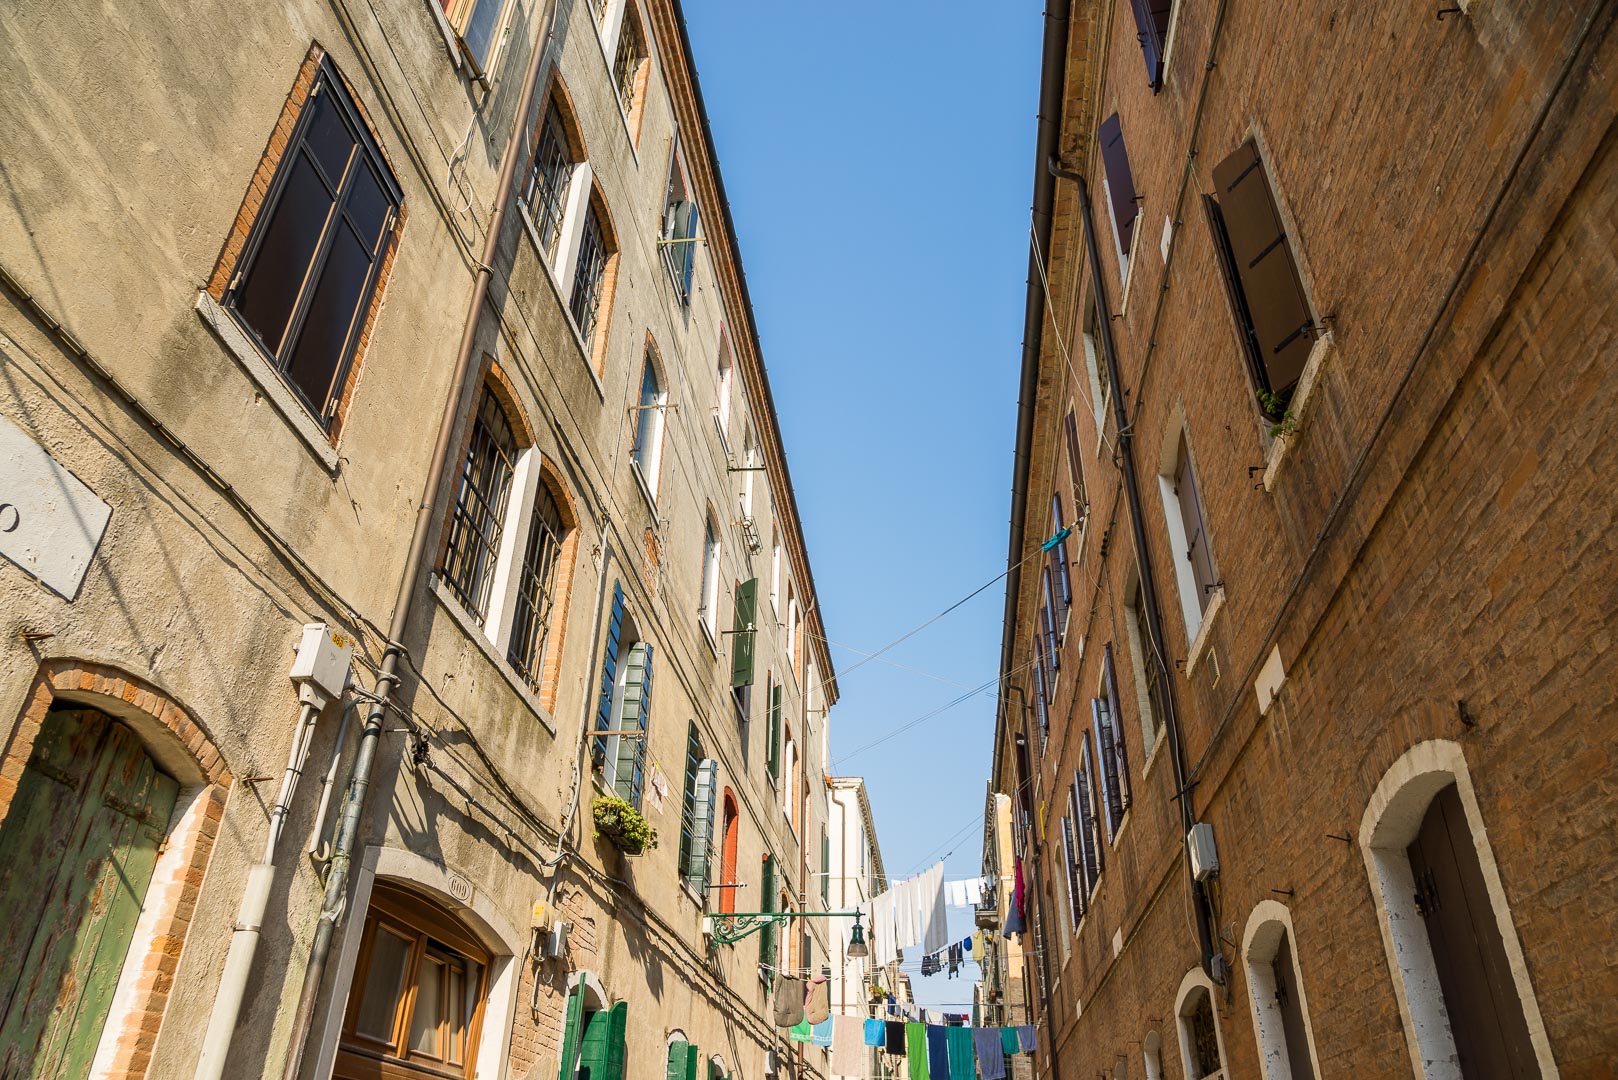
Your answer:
[1210,140,1313,399]
[1098,113,1139,258]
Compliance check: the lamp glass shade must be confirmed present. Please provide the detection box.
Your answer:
[846,920,869,959]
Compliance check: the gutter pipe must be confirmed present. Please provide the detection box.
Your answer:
[1072,174,1217,978]
[277,9,556,1077]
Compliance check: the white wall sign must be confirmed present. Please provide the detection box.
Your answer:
[0,414,112,600]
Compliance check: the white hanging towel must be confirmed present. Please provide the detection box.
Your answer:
[919,863,949,956]
[894,875,921,951]
[945,877,985,908]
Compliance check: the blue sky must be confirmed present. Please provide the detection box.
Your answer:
[681,2,1042,1008]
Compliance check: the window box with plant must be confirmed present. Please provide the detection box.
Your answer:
[593,794,657,855]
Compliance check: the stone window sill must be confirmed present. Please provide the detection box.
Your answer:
[1186,586,1226,677]
[195,291,341,474]
[1262,333,1334,492]
[430,575,558,736]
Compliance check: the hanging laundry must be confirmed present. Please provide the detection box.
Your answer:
[906,1023,930,1080]
[946,941,964,978]
[920,953,942,977]
[1016,1026,1038,1052]
[790,1019,814,1043]
[1004,861,1026,938]
[896,875,921,951]
[919,863,949,956]
[833,1016,867,1073]
[1000,1027,1021,1056]
[773,975,805,1027]
[865,1018,886,1047]
[812,1018,834,1047]
[945,877,986,908]
[805,978,830,1024]
[946,1026,975,1080]
[885,1021,907,1055]
[926,1025,951,1080]
[974,1028,1006,1080]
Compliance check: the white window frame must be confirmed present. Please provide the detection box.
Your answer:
[769,529,782,612]
[438,0,518,83]
[1174,967,1229,1080]
[1155,408,1220,648]
[782,731,798,835]
[1122,579,1163,763]
[740,427,757,520]
[699,514,721,638]
[629,352,668,502]
[714,327,733,445]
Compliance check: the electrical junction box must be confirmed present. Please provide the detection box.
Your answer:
[1187,822,1219,882]
[530,901,548,930]
[764,1052,779,1077]
[545,921,570,960]
[290,623,355,708]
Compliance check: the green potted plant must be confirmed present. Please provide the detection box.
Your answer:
[1256,389,1299,439]
[592,794,658,856]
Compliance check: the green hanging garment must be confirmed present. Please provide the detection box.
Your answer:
[906,1022,930,1080]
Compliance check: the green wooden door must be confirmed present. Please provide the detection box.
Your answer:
[0,707,179,1079]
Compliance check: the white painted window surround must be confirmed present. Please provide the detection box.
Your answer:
[1358,740,1559,1080]
[1155,407,1216,646]
[1241,900,1323,1080]
[1174,967,1229,1080]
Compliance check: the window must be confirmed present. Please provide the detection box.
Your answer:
[1162,430,1218,642]
[1098,113,1140,281]
[1059,811,1085,927]
[785,584,799,680]
[769,528,782,611]
[678,724,717,889]
[506,479,566,694]
[730,578,758,719]
[699,513,721,636]
[1032,633,1050,751]
[610,2,647,126]
[660,135,702,304]
[1126,0,1176,89]
[1075,734,1105,885]
[1092,644,1132,837]
[782,726,798,832]
[765,674,782,784]
[820,826,830,906]
[1242,908,1319,1080]
[1203,139,1317,414]
[521,102,576,265]
[442,387,520,620]
[442,0,513,79]
[1042,570,1062,665]
[569,201,610,349]
[225,61,401,429]
[339,883,489,1079]
[592,584,653,807]
[1124,579,1166,754]
[714,328,734,441]
[630,349,668,497]
[718,792,740,914]
[1177,981,1226,1080]
[1061,414,1088,529]
[665,1041,698,1080]
[559,981,627,1080]
[759,854,777,969]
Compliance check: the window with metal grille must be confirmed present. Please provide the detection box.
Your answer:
[441,388,518,620]
[630,352,666,495]
[226,62,401,429]
[569,204,609,348]
[612,8,645,114]
[1183,987,1223,1078]
[506,481,566,694]
[521,103,574,265]
[661,136,701,303]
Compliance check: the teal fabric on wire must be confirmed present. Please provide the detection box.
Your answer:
[906,1023,930,1080]
[1000,1027,1021,1055]
[927,1026,951,1080]
[866,1019,886,1046]
[946,1027,975,1080]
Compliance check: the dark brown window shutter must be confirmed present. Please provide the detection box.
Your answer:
[1103,644,1131,810]
[1063,409,1087,513]
[1210,140,1313,399]
[1127,0,1174,90]
[1175,433,1217,611]
[1098,113,1139,258]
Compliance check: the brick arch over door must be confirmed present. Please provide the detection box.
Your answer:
[0,658,232,1080]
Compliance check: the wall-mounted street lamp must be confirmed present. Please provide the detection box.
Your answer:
[704,910,869,958]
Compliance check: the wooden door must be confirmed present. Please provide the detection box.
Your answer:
[1271,931,1315,1080]
[0,707,178,1080]
[1407,785,1538,1080]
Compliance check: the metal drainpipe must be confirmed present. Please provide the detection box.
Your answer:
[1071,174,1218,978]
[276,9,557,1078]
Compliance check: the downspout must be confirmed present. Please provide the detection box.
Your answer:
[1071,173,1218,979]
[276,9,557,1078]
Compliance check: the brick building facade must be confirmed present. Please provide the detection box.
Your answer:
[988,1,1617,1078]
[0,1,853,1078]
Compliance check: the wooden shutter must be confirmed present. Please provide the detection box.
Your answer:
[603,1001,629,1080]
[1126,0,1173,90]
[767,678,782,780]
[1063,409,1088,514]
[1041,576,1060,669]
[613,642,652,806]
[1098,113,1139,257]
[592,583,626,766]
[558,978,587,1080]
[1174,435,1217,610]
[666,1041,698,1080]
[759,856,777,968]
[1091,697,1121,838]
[1103,644,1132,811]
[731,578,758,688]
[1050,494,1072,615]
[1407,786,1538,1078]
[1272,932,1316,1080]
[1059,812,1083,925]
[1210,140,1313,399]
[687,759,718,887]
[0,710,178,1077]
[820,828,830,906]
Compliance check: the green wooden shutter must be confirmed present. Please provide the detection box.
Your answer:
[686,759,718,888]
[603,1001,629,1080]
[731,578,758,688]
[766,680,782,780]
[613,642,652,806]
[0,709,178,1078]
[665,1040,698,1080]
[558,979,587,1080]
[760,856,776,969]
[592,583,626,767]
[820,828,830,906]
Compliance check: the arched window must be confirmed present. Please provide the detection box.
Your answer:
[718,790,740,914]
[507,474,571,697]
[339,882,492,1078]
[522,97,581,265]
[1242,902,1319,1079]
[443,384,522,620]
[630,346,668,497]
[1360,741,1551,1078]
[1142,1031,1164,1080]
[1175,969,1228,1080]
[714,328,734,440]
[699,510,721,636]
[557,972,625,1080]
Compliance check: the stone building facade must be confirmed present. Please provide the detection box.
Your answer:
[989,1,1617,1079]
[0,1,851,1078]
[825,777,887,1080]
